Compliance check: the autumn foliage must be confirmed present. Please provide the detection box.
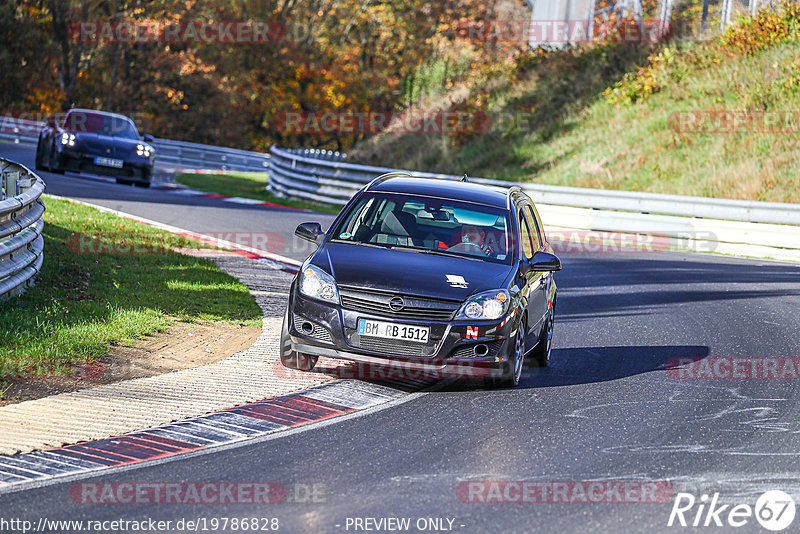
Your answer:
[1,0,524,151]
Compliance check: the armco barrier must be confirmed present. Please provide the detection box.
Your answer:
[0,117,271,173]
[0,158,45,299]
[268,145,800,262]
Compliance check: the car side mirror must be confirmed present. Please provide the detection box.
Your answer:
[296,222,324,244]
[528,251,561,272]
[46,116,57,129]
[142,134,155,142]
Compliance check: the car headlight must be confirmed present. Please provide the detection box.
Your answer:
[136,143,153,157]
[299,265,338,303]
[457,290,510,320]
[60,133,75,147]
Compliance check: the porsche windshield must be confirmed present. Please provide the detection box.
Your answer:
[64,112,140,139]
[330,193,514,264]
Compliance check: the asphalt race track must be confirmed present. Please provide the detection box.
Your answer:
[2,142,800,533]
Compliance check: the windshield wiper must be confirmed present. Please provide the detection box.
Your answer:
[388,245,482,261]
[329,239,393,250]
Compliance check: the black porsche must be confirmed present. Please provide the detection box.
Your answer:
[35,109,155,187]
[280,173,561,388]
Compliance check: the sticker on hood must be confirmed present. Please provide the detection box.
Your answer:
[446,274,468,288]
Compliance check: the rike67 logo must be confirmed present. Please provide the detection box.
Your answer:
[668,491,796,531]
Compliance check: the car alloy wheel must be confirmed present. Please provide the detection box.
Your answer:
[486,318,525,388]
[512,326,525,383]
[532,306,555,368]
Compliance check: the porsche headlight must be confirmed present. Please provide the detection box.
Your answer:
[61,133,75,146]
[299,265,338,303]
[457,290,510,320]
[136,143,153,158]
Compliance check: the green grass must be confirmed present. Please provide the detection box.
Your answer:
[176,172,341,214]
[0,195,262,390]
[351,6,800,203]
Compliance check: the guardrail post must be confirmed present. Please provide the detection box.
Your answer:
[17,173,34,194]
[3,170,19,200]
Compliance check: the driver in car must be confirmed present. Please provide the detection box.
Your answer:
[457,225,496,256]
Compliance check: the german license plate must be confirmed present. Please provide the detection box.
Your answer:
[357,318,429,343]
[94,156,123,168]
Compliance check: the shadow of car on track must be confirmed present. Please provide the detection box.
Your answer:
[301,344,712,393]
[515,344,711,388]
[429,344,710,391]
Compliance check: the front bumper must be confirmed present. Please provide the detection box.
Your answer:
[288,289,518,375]
[56,148,153,181]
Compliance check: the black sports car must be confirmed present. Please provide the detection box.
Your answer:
[35,109,155,187]
[281,173,561,388]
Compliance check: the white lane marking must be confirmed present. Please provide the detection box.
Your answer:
[225,197,269,205]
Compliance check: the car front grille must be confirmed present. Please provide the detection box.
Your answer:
[449,340,504,359]
[338,286,460,322]
[352,336,435,357]
[293,314,332,343]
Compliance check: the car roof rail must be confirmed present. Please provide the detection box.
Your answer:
[507,186,523,209]
[365,171,414,191]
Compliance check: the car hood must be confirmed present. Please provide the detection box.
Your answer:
[72,133,141,155]
[316,242,512,300]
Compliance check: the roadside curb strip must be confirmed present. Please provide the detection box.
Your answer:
[152,181,317,213]
[0,379,429,493]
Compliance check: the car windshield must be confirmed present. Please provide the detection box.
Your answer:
[330,193,514,264]
[64,111,140,139]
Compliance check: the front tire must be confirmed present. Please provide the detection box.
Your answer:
[485,318,525,388]
[48,144,65,174]
[279,309,318,371]
[531,304,555,368]
[35,138,46,171]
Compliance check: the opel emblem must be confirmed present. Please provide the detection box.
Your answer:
[389,297,405,312]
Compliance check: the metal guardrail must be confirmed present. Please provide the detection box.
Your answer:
[268,145,800,261]
[0,158,45,300]
[268,145,800,224]
[0,118,44,146]
[0,117,271,173]
[152,138,270,173]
